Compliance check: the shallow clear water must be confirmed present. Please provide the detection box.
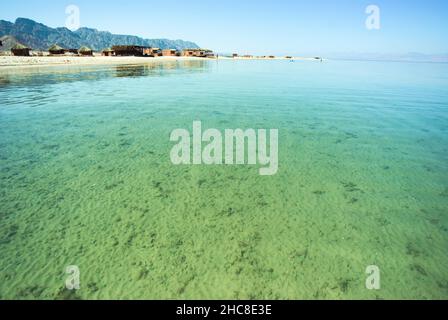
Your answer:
[0,59,447,299]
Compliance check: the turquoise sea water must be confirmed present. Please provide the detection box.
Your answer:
[0,59,447,299]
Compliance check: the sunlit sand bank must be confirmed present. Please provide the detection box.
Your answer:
[0,55,208,69]
[0,55,320,70]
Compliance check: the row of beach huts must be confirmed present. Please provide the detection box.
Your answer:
[5,42,215,58]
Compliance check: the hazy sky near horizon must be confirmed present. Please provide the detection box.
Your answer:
[2,0,447,55]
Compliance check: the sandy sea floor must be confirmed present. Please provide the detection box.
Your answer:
[0,59,447,299]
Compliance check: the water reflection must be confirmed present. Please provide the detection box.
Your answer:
[115,60,210,78]
[0,60,211,90]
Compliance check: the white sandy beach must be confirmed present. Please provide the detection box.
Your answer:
[0,55,206,69]
[0,55,318,70]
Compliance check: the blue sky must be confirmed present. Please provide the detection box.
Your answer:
[1,0,447,55]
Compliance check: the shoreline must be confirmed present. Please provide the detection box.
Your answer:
[0,56,206,70]
[0,55,320,70]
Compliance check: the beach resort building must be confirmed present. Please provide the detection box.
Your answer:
[112,45,152,57]
[94,45,216,58]
[182,49,215,58]
[11,43,31,56]
[66,49,79,55]
[139,47,163,57]
[148,48,162,57]
[162,49,180,56]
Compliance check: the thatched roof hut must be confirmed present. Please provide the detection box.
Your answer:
[49,44,65,55]
[11,43,31,56]
[102,48,115,56]
[79,46,93,56]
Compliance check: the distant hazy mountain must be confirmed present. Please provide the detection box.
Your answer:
[0,18,200,51]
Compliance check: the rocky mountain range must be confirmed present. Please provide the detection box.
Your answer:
[0,18,199,51]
